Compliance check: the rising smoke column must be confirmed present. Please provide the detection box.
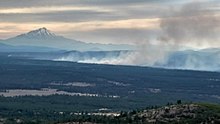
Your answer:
[159,2,220,49]
[117,1,220,67]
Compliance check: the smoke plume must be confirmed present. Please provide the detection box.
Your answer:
[160,2,220,48]
[54,1,220,71]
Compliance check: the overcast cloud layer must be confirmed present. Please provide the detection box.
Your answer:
[0,0,219,48]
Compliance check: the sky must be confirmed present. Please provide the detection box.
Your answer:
[0,0,219,48]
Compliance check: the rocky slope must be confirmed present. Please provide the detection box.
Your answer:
[60,103,220,124]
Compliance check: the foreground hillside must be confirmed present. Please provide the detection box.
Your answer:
[60,103,220,124]
[116,103,220,124]
[1,102,220,124]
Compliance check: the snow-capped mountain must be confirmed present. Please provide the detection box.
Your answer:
[13,27,57,40]
[2,28,134,51]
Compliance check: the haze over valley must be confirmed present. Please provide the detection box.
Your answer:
[1,27,220,71]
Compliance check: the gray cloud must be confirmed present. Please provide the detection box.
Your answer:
[0,0,172,8]
[0,3,169,23]
[0,0,179,24]
[0,11,115,23]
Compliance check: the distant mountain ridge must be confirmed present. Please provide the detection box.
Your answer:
[0,42,59,52]
[157,48,220,71]
[1,28,134,51]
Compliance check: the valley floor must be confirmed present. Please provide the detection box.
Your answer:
[0,53,220,123]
